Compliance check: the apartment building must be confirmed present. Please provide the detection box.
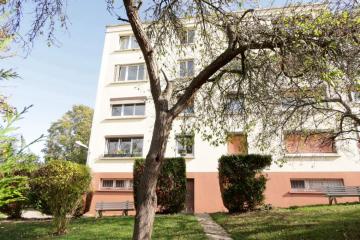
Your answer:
[87,20,360,215]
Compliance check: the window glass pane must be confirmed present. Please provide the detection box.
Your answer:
[180,62,186,78]
[115,180,125,188]
[107,139,119,154]
[291,180,305,189]
[227,135,247,154]
[177,135,194,155]
[227,98,243,112]
[131,36,139,49]
[132,138,143,156]
[187,60,194,76]
[120,36,129,50]
[102,180,114,188]
[187,30,195,43]
[128,180,133,188]
[123,104,134,116]
[119,66,126,81]
[112,105,122,116]
[120,138,131,156]
[134,103,145,115]
[127,66,138,80]
[308,179,343,190]
[138,64,145,80]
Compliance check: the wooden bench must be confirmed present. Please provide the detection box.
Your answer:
[325,186,360,205]
[95,201,134,218]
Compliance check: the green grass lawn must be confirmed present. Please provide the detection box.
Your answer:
[0,214,206,240]
[211,203,360,240]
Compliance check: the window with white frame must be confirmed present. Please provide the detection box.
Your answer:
[111,103,145,117]
[114,64,146,82]
[101,179,133,190]
[225,94,244,113]
[119,35,139,50]
[176,135,194,157]
[105,137,143,157]
[290,179,344,192]
[180,29,195,44]
[179,60,194,78]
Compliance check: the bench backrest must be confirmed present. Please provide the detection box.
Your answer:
[95,201,135,211]
[325,186,360,196]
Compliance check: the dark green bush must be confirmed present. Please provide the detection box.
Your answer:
[0,154,39,219]
[133,158,186,214]
[218,154,272,213]
[30,160,91,235]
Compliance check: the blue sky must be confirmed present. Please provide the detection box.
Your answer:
[2,1,120,156]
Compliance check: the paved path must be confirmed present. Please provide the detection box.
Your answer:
[195,213,233,240]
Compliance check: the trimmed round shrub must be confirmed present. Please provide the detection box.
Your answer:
[218,154,272,213]
[134,158,186,214]
[30,160,91,235]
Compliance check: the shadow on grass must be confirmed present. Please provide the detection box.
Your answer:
[212,204,360,240]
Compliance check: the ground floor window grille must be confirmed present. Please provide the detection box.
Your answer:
[101,179,133,190]
[290,179,344,192]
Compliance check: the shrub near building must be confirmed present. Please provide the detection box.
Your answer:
[30,160,91,235]
[218,154,272,213]
[134,158,186,214]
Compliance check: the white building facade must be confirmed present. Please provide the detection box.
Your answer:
[87,22,360,215]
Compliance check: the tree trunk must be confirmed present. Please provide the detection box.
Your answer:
[132,111,172,240]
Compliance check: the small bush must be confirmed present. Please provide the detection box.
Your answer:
[133,158,186,214]
[0,155,39,219]
[30,160,91,235]
[218,154,272,213]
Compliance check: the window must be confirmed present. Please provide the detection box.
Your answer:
[176,135,194,157]
[105,137,143,157]
[225,94,244,113]
[290,179,344,192]
[182,98,195,115]
[179,60,194,78]
[101,179,133,190]
[284,132,336,154]
[114,64,146,82]
[111,103,145,117]
[352,91,360,103]
[119,35,139,50]
[180,29,195,44]
[227,134,248,154]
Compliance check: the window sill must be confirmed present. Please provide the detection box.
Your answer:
[177,113,196,118]
[100,157,140,161]
[284,153,340,158]
[113,49,140,53]
[109,80,148,85]
[98,188,133,192]
[178,155,195,159]
[289,190,324,195]
[105,116,146,120]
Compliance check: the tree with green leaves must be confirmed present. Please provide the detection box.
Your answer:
[42,105,93,164]
[2,0,360,239]
[0,106,41,218]
[104,1,360,239]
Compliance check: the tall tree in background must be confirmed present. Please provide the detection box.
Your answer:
[43,105,93,164]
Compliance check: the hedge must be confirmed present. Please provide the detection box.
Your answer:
[218,154,272,213]
[133,158,186,214]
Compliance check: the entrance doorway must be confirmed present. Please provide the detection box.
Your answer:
[185,179,194,213]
